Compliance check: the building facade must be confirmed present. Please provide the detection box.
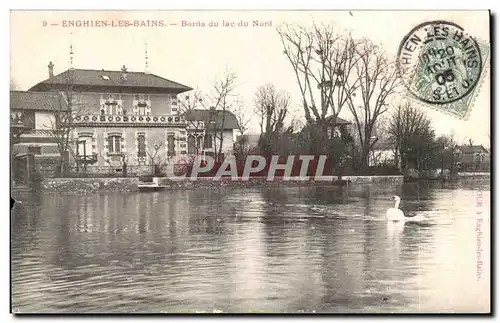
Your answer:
[457,144,490,172]
[11,90,70,182]
[20,63,238,175]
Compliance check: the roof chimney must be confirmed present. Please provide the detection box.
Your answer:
[121,65,128,81]
[48,61,54,78]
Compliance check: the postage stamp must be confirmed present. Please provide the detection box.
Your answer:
[397,20,490,120]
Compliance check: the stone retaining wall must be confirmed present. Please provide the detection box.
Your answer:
[342,175,404,185]
[42,178,139,193]
[41,176,403,193]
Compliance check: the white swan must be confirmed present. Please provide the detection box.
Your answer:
[386,196,405,221]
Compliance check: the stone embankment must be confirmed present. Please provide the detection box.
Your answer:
[40,176,404,193]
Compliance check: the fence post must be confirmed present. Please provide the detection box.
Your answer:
[62,151,70,177]
[122,162,128,177]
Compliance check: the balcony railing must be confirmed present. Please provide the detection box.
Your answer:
[71,114,187,126]
[22,129,61,136]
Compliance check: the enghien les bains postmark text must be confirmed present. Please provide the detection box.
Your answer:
[397,21,484,118]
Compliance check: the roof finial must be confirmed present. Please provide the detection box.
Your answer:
[144,41,149,74]
[69,33,75,70]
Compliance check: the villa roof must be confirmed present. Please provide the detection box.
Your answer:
[372,141,394,151]
[325,115,351,125]
[183,109,239,130]
[29,68,192,94]
[459,145,489,154]
[10,91,66,111]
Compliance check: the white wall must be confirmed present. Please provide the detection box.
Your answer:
[35,112,55,130]
[205,130,235,155]
[221,130,235,155]
[369,149,395,166]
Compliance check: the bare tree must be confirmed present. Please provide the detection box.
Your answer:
[210,71,238,161]
[47,69,95,176]
[284,118,304,133]
[10,79,19,90]
[231,97,252,158]
[387,102,435,171]
[179,71,238,162]
[254,84,290,134]
[178,88,206,154]
[278,23,362,152]
[146,141,164,174]
[345,39,402,171]
[232,96,252,136]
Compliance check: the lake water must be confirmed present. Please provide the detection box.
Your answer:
[11,179,491,313]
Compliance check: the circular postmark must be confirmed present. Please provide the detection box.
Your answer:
[397,20,482,105]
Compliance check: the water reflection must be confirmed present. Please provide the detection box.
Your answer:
[11,179,490,313]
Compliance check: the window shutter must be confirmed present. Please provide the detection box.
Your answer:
[121,134,126,153]
[103,132,108,155]
[92,133,96,155]
[135,131,138,155]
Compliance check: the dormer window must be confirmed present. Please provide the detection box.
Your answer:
[101,75,110,80]
[104,101,121,115]
[133,95,151,116]
[100,94,123,115]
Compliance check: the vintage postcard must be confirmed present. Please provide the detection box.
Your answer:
[10,10,491,314]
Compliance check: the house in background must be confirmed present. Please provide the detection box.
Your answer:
[369,141,395,167]
[301,115,351,139]
[183,107,239,159]
[457,144,490,172]
[234,134,261,155]
[235,116,351,156]
[10,91,67,182]
[23,62,239,175]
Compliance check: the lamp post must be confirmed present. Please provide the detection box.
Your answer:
[152,143,160,174]
[77,139,87,174]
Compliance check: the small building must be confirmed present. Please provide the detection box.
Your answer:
[457,144,490,171]
[10,91,67,182]
[234,134,261,155]
[183,108,239,158]
[301,115,351,139]
[369,141,395,167]
[236,116,352,156]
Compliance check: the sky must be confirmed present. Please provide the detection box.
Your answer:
[10,10,491,147]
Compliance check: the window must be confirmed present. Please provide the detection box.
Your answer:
[133,95,150,116]
[167,135,176,156]
[204,135,213,149]
[107,135,122,154]
[27,146,41,155]
[137,105,147,115]
[101,75,110,80]
[105,103,120,115]
[77,136,93,156]
[187,135,196,154]
[196,136,203,151]
[137,134,146,156]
